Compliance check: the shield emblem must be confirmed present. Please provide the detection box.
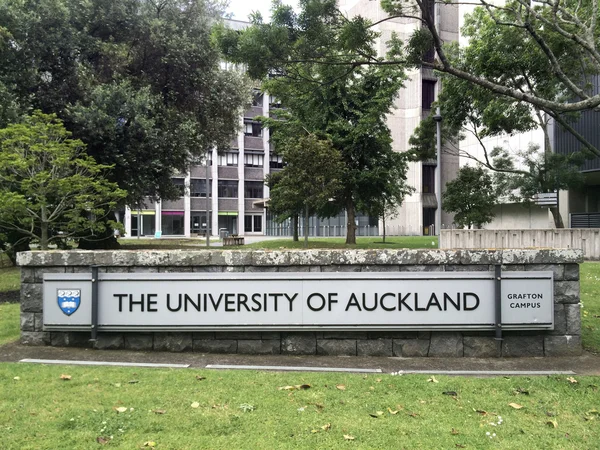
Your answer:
[57,289,81,316]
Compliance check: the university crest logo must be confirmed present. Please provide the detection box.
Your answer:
[58,289,81,316]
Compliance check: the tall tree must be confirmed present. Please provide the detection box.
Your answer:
[216,0,413,244]
[442,166,497,229]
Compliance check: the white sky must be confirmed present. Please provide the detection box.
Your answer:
[226,0,300,22]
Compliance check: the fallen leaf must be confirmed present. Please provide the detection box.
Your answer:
[143,442,156,448]
[96,436,110,445]
[279,386,296,391]
[451,428,460,435]
[129,380,139,384]
[586,409,599,415]
[343,434,355,441]
[13,376,20,381]
[115,407,127,413]
[315,403,325,411]
[279,384,311,391]
[369,386,375,391]
[311,429,319,434]
[567,377,578,384]
[152,409,166,415]
[546,411,556,417]
[196,376,206,381]
[191,402,200,409]
[547,420,558,428]
[376,378,382,383]
[408,412,419,418]
[474,409,488,416]
[60,374,72,381]
[427,376,439,383]
[321,423,331,431]
[509,403,523,409]
[443,391,458,396]
[336,384,346,391]
[388,408,399,415]
[376,411,384,416]
[369,413,378,418]
[114,383,121,388]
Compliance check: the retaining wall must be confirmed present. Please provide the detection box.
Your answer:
[441,229,600,260]
[17,249,583,357]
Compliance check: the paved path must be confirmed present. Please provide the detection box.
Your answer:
[1,342,599,375]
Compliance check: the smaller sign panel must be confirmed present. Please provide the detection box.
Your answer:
[57,289,81,316]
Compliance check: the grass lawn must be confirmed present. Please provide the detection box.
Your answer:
[242,236,439,250]
[1,364,599,449]
[0,266,20,293]
[580,263,600,353]
[0,303,19,345]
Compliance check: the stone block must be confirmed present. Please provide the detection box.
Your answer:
[168,252,210,266]
[92,251,137,267]
[20,312,35,332]
[50,332,91,348]
[261,332,281,340]
[106,267,130,273]
[129,266,159,273]
[361,265,400,272]
[399,265,444,272]
[21,331,50,346]
[154,333,193,352]
[94,334,124,350]
[376,249,419,265]
[193,339,237,353]
[444,265,490,272]
[135,251,170,266]
[20,268,35,283]
[193,266,223,272]
[323,332,368,339]
[21,283,43,312]
[33,267,66,282]
[459,250,502,265]
[554,281,579,304]
[317,339,357,356]
[416,250,452,265]
[544,335,582,356]
[216,332,261,340]
[192,332,215,340]
[320,265,362,272]
[34,313,43,331]
[281,333,316,355]
[367,332,416,339]
[502,335,543,357]
[244,266,278,272]
[287,251,330,266]
[278,266,310,272]
[429,332,463,357]
[565,304,582,335]
[392,339,430,357]
[124,334,154,351]
[357,339,392,356]
[238,340,281,354]
[463,337,498,357]
[251,251,290,266]
[417,331,431,339]
[501,264,525,272]
[563,264,580,281]
[160,266,193,273]
[223,266,245,273]
[549,304,567,335]
[525,264,564,281]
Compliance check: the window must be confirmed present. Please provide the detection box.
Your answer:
[244,153,264,167]
[191,212,211,233]
[269,154,284,169]
[422,80,436,110]
[245,214,263,233]
[422,165,435,193]
[218,152,238,166]
[218,180,238,198]
[190,178,211,197]
[162,213,185,235]
[244,121,262,137]
[269,96,282,109]
[252,92,263,107]
[244,181,263,199]
[171,178,185,197]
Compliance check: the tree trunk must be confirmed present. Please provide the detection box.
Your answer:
[292,214,299,241]
[345,199,357,245]
[550,207,565,228]
[40,205,48,250]
[382,211,386,243]
[304,204,309,248]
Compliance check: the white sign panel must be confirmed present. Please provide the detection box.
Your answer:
[43,272,554,331]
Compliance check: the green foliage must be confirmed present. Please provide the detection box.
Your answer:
[0,0,249,205]
[442,166,497,229]
[0,111,127,249]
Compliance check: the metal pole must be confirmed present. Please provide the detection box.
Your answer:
[206,150,210,247]
[137,208,141,239]
[90,266,99,341]
[433,108,443,239]
[494,264,503,357]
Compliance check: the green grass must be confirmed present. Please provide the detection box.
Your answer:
[242,236,439,250]
[116,238,211,250]
[0,364,599,449]
[0,267,20,293]
[0,303,20,345]
[581,263,600,353]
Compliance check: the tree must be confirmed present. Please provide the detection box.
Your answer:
[266,134,344,248]
[216,0,414,244]
[442,166,497,229]
[0,112,127,250]
[0,0,249,206]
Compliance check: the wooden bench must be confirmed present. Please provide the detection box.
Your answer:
[223,236,245,246]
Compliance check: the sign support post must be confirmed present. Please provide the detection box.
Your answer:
[494,265,503,356]
[90,266,99,341]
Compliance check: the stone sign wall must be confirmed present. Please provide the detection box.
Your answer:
[17,249,583,357]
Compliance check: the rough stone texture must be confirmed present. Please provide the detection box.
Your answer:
[124,334,154,351]
[192,332,215,340]
[463,337,498,357]
[321,265,362,272]
[399,265,445,272]
[367,332,416,339]
[281,333,316,355]
[323,332,368,339]
[502,336,544,357]
[237,340,281,354]
[393,339,430,357]
[429,332,463,357]
[193,339,237,353]
[216,332,262,340]
[50,332,91,347]
[565,304,582,335]
[20,312,35,332]
[357,339,392,356]
[21,283,43,312]
[154,333,192,352]
[525,264,565,281]
[554,281,580,304]
[317,339,357,356]
[549,304,567,335]
[21,331,50,346]
[445,265,490,272]
[564,264,580,281]
[34,313,43,331]
[261,332,281,340]
[278,266,310,272]
[20,267,36,283]
[94,334,124,350]
[544,335,583,356]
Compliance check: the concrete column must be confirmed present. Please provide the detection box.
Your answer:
[262,93,270,235]
[211,147,219,237]
[184,172,191,237]
[155,200,162,236]
[124,206,132,237]
[238,116,245,236]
